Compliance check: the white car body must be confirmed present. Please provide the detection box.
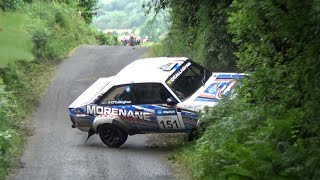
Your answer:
[68,57,244,147]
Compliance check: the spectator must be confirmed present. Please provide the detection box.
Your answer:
[121,36,127,46]
[127,33,136,46]
[136,36,142,46]
[143,36,149,43]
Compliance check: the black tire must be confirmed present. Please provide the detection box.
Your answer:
[187,129,197,141]
[98,124,128,148]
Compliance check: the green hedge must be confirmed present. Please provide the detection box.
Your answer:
[21,1,97,59]
[154,0,320,179]
[195,0,318,179]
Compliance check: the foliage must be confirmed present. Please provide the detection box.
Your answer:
[19,1,104,60]
[0,86,24,178]
[224,1,320,178]
[0,0,24,11]
[94,31,120,45]
[78,0,98,24]
[1,61,56,105]
[147,0,238,71]
[167,0,320,179]
[34,0,97,23]
[0,11,34,67]
[0,59,59,178]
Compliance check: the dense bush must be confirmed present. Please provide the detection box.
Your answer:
[1,61,52,105]
[152,0,320,179]
[223,1,320,178]
[94,31,119,45]
[19,1,105,60]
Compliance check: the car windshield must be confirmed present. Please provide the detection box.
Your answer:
[166,60,212,101]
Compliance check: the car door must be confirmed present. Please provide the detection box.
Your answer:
[94,84,140,132]
[132,83,187,133]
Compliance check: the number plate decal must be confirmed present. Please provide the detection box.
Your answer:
[155,109,184,129]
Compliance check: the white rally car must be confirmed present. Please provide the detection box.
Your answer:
[68,57,244,147]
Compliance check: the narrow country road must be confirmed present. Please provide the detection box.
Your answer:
[9,46,176,180]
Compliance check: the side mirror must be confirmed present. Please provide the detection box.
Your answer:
[166,97,177,106]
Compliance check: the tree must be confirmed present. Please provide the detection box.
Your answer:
[78,0,97,24]
[146,0,237,71]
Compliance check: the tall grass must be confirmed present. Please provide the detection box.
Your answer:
[0,86,23,177]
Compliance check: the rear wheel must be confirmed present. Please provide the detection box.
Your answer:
[98,124,128,148]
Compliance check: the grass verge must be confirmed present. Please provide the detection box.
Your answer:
[0,59,59,178]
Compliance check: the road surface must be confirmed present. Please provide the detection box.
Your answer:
[9,46,177,180]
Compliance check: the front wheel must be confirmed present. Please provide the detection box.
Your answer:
[187,129,198,141]
[98,124,128,148]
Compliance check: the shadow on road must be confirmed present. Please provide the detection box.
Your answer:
[76,133,188,152]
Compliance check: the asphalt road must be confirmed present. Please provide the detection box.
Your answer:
[9,46,176,180]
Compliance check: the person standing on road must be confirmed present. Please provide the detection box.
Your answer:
[121,36,127,46]
[127,33,136,46]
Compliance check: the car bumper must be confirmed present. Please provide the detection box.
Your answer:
[70,115,93,132]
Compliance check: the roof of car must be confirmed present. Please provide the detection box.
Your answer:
[110,57,189,85]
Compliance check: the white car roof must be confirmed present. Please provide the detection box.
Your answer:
[109,57,189,85]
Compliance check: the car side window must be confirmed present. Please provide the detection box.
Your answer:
[134,83,175,104]
[98,85,134,105]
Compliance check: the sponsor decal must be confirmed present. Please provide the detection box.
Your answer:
[86,105,151,121]
[156,109,177,116]
[156,109,163,115]
[195,97,219,102]
[167,62,192,84]
[106,100,132,105]
[216,74,244,79]
[197,80,236,100]
[206,81,235,97]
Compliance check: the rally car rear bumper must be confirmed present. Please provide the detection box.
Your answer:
[70,115,92,132]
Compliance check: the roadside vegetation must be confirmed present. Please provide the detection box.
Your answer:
[149,0,320,179]
[0,12,34,67]
[0,0,118,178]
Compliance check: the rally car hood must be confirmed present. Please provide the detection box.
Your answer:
[178,73,244,111]
[69,76,114,108]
